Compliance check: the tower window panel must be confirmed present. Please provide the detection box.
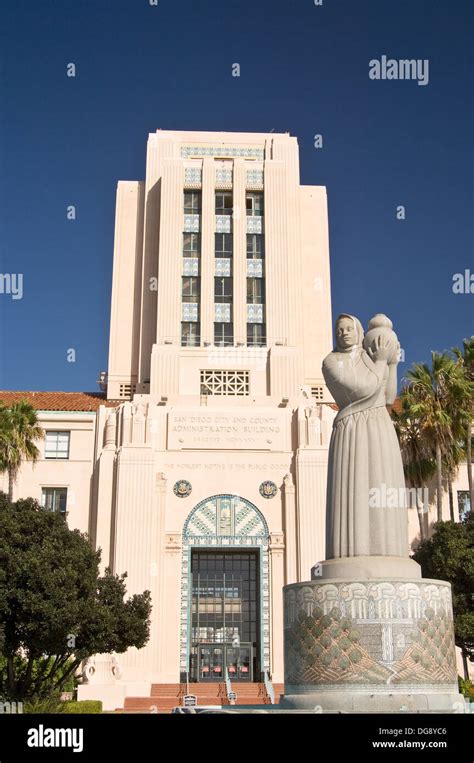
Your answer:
[246,217,263,234]
[214,304,232,323]
[214,323,234,346]
[216,216,232,234]
[182,303,199,322]
[247,303,263,323]
[215,192,233,216]
[247,259,263,278]
[183,233,201,254]
[183,258,200,276]
[214,277,233,303]
[215,259,232,277]
[181,322,200,347]
[184,191,202,214]
[215,233,233,257]
[246,277,264,304]
[247,323,266,347]
[246,192,264,216]
[182,276,200,302]
[246,234,264,259]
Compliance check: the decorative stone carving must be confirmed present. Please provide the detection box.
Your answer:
[259,480,278,499]
[173,479,192,498]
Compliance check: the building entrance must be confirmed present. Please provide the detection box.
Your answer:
[189,550,259,682]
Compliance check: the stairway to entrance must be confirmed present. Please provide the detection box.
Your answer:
[118,682,284,713]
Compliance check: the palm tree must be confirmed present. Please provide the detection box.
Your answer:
[452,337,474,516]
[392,392,436,540]
[404,352,472,522]
[0,401,44,501]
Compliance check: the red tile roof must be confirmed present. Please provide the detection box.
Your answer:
[0,391,118,412]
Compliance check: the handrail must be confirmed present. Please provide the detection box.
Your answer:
[225,667,233,700]
[263,670,274,704]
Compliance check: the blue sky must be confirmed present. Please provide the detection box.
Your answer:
[0,0,472,391]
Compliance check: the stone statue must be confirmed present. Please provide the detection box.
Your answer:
[281,312,462,713]
[322,313,407,558]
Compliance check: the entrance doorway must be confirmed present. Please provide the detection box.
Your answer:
[189,550,260,682]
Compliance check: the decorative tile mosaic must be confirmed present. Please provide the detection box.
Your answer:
[182,303,198,322]
[181,146,264,160]
[215,258,232,277]
[247,217,263,234]
[184,167,202,184]
[247,304,264,323]
[247,259,263,278]
[214,303,231,323]
[216,168,233,184]
[183,214,200,233]
[183,258,199,276]
[215,216,232,234]
[246,169,264,186]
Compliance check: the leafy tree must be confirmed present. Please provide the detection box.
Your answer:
[392,392,436,541]
[452,337,474,514]
[0,493,151,701]
[404,352,472,521]
[413,514,474,680]
[0,401,44,501]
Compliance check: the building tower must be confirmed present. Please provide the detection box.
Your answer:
[84,130,334,706]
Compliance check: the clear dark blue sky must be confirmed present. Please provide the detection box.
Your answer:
[0,0,472,391]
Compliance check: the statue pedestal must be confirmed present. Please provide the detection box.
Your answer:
[281,564,463,713]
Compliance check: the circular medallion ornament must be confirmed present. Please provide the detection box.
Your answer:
[174,480,192,498]
[259,480,277,499]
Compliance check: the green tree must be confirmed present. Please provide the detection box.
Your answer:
[452,337,474,515]
[404,352,472,522]
[392,391,436,540]
[413,514,474,680]
[0,493,151,701]
[0,401,44,502]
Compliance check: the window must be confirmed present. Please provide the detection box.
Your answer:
[44,431,70,459]
[246,234,264,259]
[247,324,266,347]
[183,233,201,255]
[184,192,201,214]
[215,233,233,257]
[214,277,233,303]
[214,323,234,347]
[311,385,324,400]
[311,386,324,401]
[246,278,264,304]
[200,370,249,396]
[182,322,200,347]
[119,383,136,399]
[458,491,471,521]
[182,277,200,302]
[246,193,263,217]
[215,192,233,216]
[42,488,67,515]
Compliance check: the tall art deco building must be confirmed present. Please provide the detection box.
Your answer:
[93,129,334,701]
[2,129,337,707]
